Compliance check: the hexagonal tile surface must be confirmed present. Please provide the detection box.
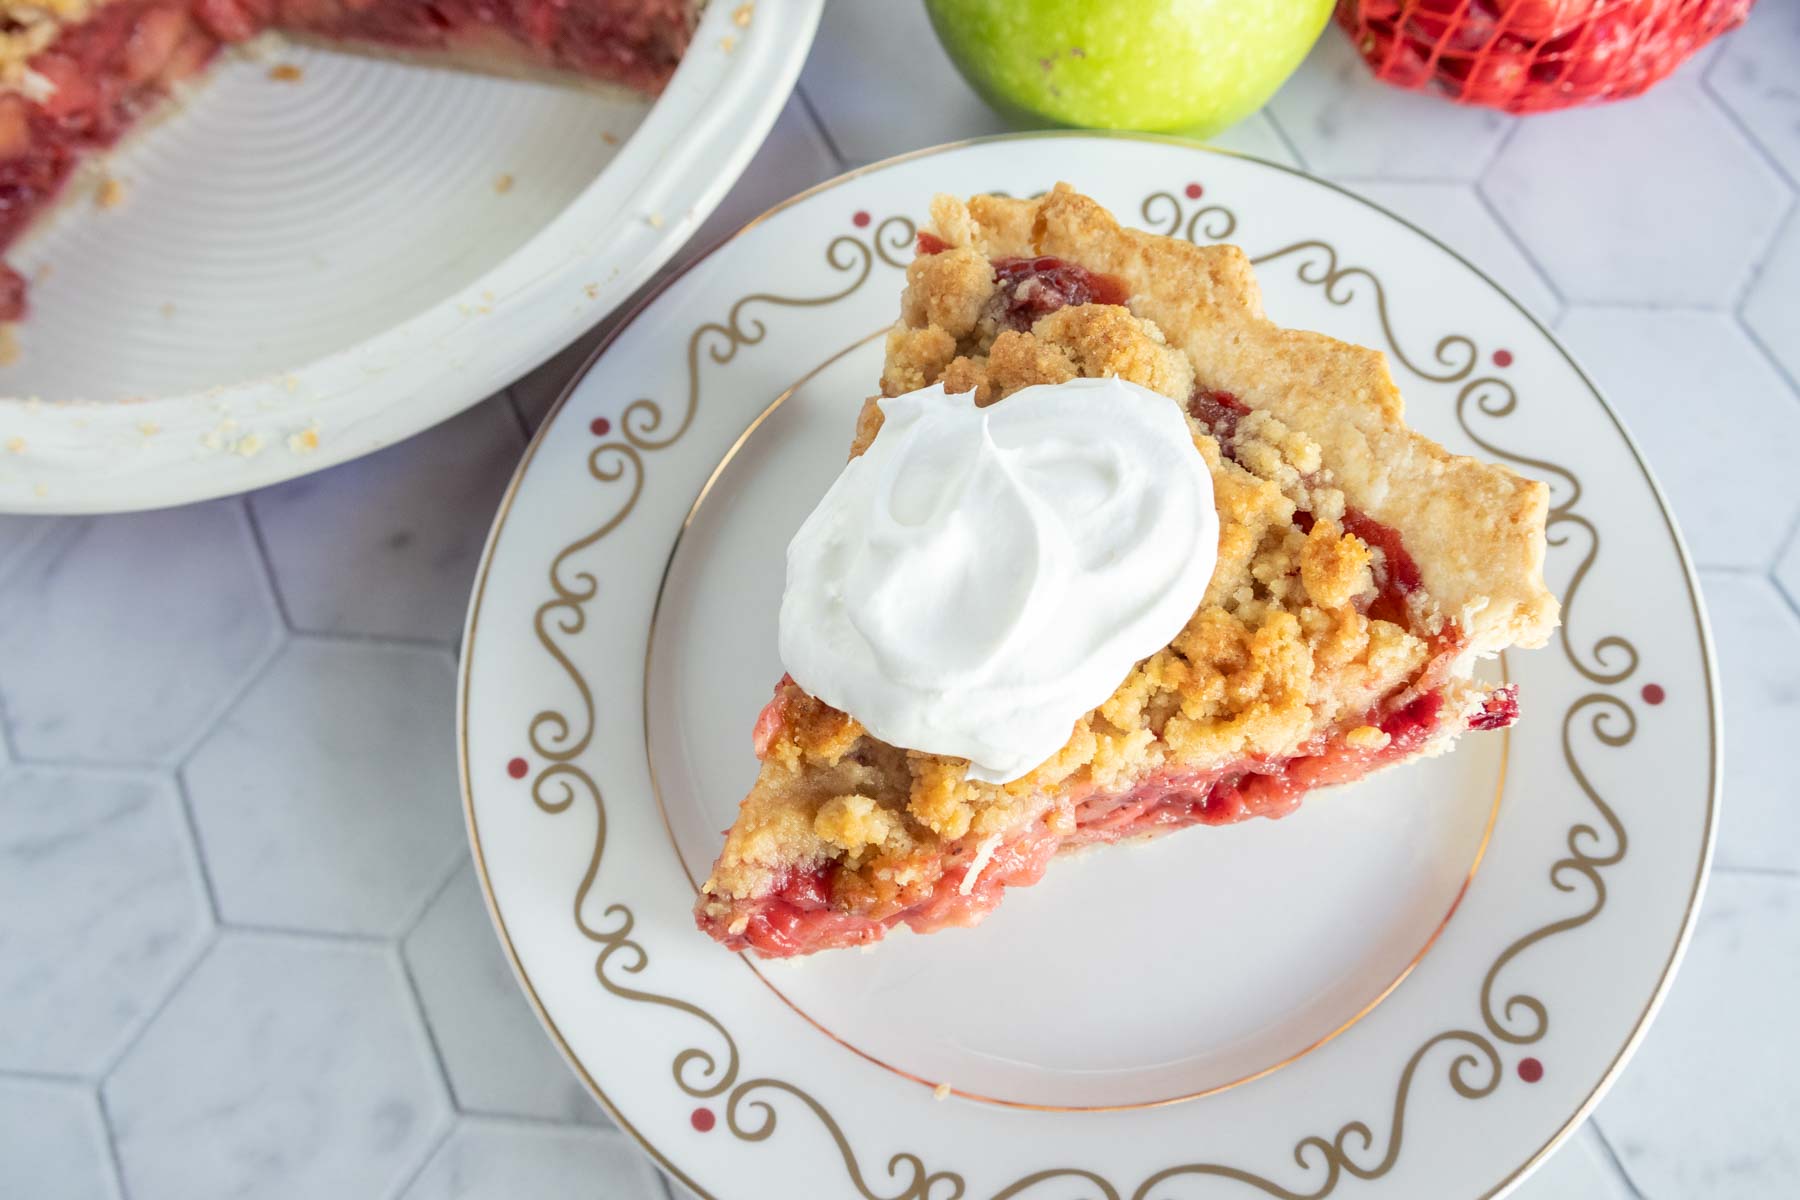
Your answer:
[0,1078,118,1200]
[1593,874,1800,1196]
[1706,0,1800,186]
[1555,308,1800,568]
[250,396,524,644]
[1203,111,1301,170]
[1483,80,1787,306]
[1691,573,1800,872]
[509,324,616,435]
[404,865,603,1124]
[0,514,52,586]
[104,934,449,1200]
[1352,181,1560,322]
[1509,1124,1636,1200]
[184,639,464,935]
[0,500,278,763]
[1743,209,1800,387]
[0,767,210,1075]
[400,1119,665,1200]
[797,0,1012,166]
[1265,32,1513,181]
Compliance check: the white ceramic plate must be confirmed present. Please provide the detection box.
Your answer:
[459,135,1719,1199]
[0,1,821,513]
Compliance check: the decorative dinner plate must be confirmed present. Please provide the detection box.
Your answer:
[458,134,1718,1199]
[0,1,821,513]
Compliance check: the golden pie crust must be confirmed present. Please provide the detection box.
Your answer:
[698,185,1558,935]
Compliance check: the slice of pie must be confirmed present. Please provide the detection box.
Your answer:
[695,183,1559,959]
[0,0,697,321]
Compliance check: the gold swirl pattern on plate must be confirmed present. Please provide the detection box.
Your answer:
[489,173,1695,1200]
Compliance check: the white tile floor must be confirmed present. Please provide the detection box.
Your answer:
[3,4,1799,1197]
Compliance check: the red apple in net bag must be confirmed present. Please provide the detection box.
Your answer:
[1337,0,1753,113]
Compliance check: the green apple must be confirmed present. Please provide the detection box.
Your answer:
[925,0,1334,136]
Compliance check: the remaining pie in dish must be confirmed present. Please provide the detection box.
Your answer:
[695,184,1560,959]
[0,0,698,321]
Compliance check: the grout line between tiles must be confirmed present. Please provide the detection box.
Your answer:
[156,501,289,769]
[1587,1116,1649,1199]
[793,81,851,171]
[1730,190,1800,316]
[0,1065,91,1085]
[1471,115,1524,184]
[400,853,469,946]
[1772,514,1800,621]
[444,1110,635,1134]
[93,925,219,1083]
[1694,561,1797,578]
[1731,202,1800,396]
[1334,171,1506,186]
[1699,66,1800,193]
[166,632,286,770]
[393,943,461,1119]
[1736,293,1800,397]
[284,627,458,654]
[240,494,298,635]
[171,773,224,926]
[0,757,178,780]
[0,692,16,765]
[1738,314,1800,403]
[385,1109,455,1200]
[216,921,392,944]
[96,1082,134,1200]
[1470,180,1568,316]
[1258,105,1309,173]
[501,386,536,442]
[1712,864,1800,881]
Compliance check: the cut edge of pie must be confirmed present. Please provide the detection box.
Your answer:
[0,0,699,321]
[695,183,1560,959]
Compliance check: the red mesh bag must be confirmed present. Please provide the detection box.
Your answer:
[1336,0,1755,113]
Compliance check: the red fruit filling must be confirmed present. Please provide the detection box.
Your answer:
[0,0,232,319]
[1191,385,1424,629]
[1187,386,1250,448]
[915,230,948,256]
[1469,684,1520,731]
[702,330,1519,959]
[702,686,1463,959]
[276,0,692,94]
[989,255,1129,331]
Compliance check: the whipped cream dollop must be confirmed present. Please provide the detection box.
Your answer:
[779,377,1219,784]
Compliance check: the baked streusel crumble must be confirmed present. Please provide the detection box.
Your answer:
[696,184,1558,958]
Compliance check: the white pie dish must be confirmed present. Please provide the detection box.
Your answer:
[0,0,822,513]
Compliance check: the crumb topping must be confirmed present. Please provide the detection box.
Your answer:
[702,230,1433,908]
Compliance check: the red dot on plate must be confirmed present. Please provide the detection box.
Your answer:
[852,210,871,228]
[1493,349,1514,367]
[1642,683,1666,706]
[506,757,528,779]
[1518,1057,1544,1083]
[589,416,611,436]
[1184,182,1204,200]
[690,1107,716,1132]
